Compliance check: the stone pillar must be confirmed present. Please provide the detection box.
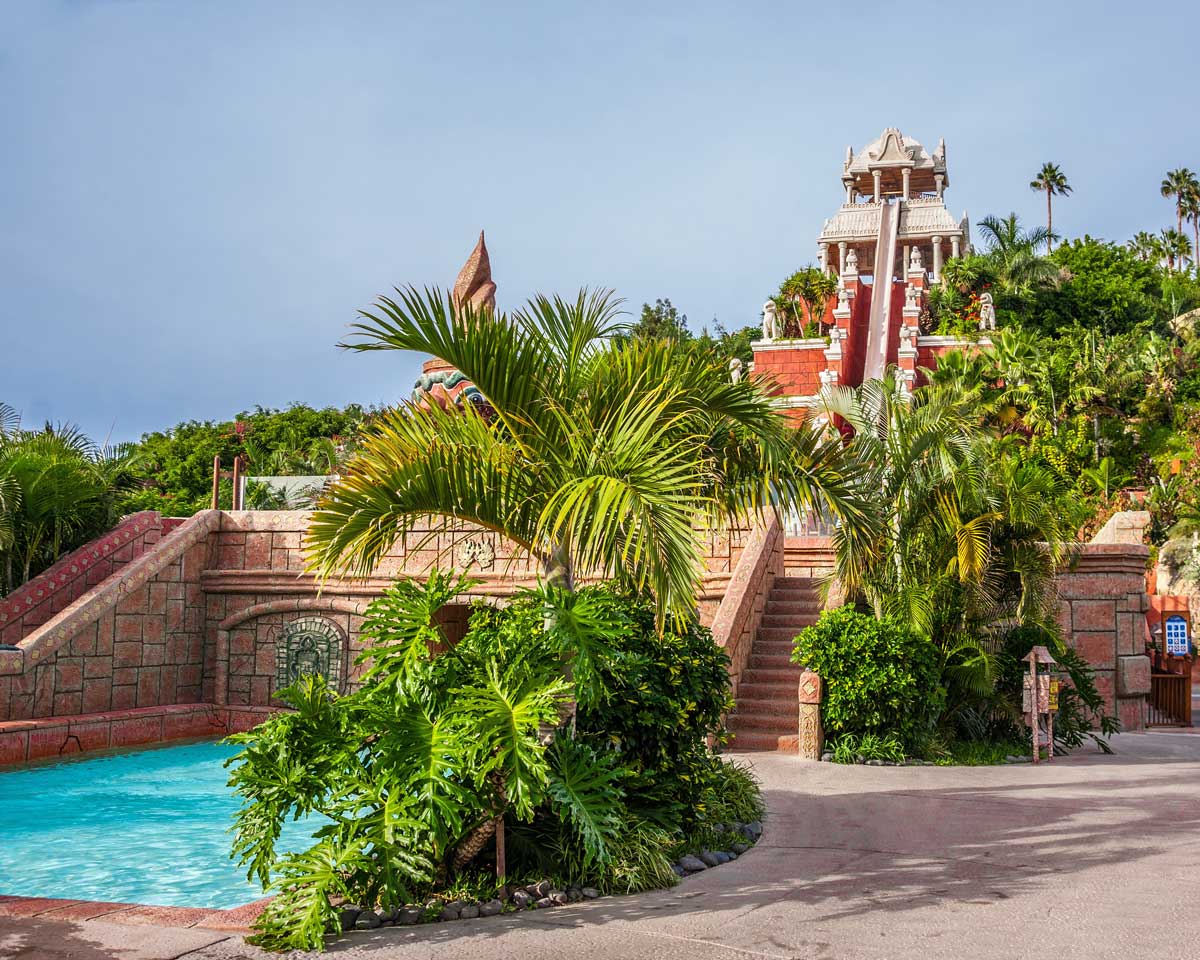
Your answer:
[935,173,945,198]
[798,670,823,760]
[902,245,910,279]
[872,170,881,202]
[951,235,961,260]
[820,242,831,274]
[838,241,847,274]
[932,235,943,282]
[901,167,911,200]
[845,180,854,204]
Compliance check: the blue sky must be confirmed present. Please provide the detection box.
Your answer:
[2,1,1197,442]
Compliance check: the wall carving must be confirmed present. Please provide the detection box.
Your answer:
[274,617,347,693]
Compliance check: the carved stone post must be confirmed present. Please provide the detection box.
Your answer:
[901,167,911,200]
[797,670,824,760]
[872,170,882,202]
[931,235,943,283]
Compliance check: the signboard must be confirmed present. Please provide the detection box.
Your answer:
[1165,615,1190,657]
[1048,678,1059,713]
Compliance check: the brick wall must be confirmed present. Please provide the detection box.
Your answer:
[1056,543,1152,731]
[751,340,827,398]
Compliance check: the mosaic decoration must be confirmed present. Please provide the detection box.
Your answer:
[275,617,346,693]
[457,538,496,570]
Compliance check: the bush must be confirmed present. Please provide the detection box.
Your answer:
[791,606,945,752]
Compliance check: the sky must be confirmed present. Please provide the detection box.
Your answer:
[2,1,1198,442]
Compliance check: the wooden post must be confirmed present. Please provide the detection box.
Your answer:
[1029,657,1039,765]
[231,455,243,511]
[211,455,221,510]
[494,817,506,882]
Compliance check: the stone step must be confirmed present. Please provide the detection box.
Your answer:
[772,577,819,589]
[730,698,796,720]
[748,653,796,671]
[736,681,798,700]
[756,627,803,644]
[741,667,803,685]
[760,611,819,627]
[726,730,798,752]
[767,589,821,602]
[720,710,796,729]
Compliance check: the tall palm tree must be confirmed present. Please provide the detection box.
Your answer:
[976,214,1059,297]
[1182,186,1200,274]
[1029,163,1072,251]
[821,373,1072,635]
[1129,231,1164,263]
[1161,168,1199,236]
[1160,228,1193,272]
[306,288,870,627]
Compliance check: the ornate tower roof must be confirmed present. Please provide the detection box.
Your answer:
[452,230,497,312]
[843,128,948,198]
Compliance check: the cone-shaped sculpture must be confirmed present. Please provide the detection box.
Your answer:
[451,230,497,312]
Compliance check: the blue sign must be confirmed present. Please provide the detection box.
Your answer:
[1165,615,1190,656]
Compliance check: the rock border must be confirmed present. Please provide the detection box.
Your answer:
[335,821,764,938]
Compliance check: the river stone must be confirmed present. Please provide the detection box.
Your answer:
[396,907,421,925]
[534,897,555,909]
[339,908,361,932]
[550,892,569,905]
[699,850,721,867]
[459,903,480,919]
[355,910,382,930]
[567,885,583,902]
[713,851,732,864]
[511,890,532,909]
[744,820,763,840]
[731,841,749,854]
[678,854,707,872]
[439,902,462,922]
[582,887,600,899]
[820,751,833,761]
[479,899,504,917]
[671,863,685,877]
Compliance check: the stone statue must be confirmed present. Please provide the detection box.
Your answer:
[978,291,996,331]
[845,248,859,273]
[761,300,779,341]
[452,231,497,312]
[837,284,850,311]
[728,357,744,384]
[905,283,918,309]
[910,247,924,272]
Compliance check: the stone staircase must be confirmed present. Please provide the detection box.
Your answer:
[727,576,822,752]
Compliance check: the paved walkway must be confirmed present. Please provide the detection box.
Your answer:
[4,732,1199,960]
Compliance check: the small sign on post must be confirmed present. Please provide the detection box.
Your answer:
[1165,615,1190,657]
[1023,646,1058,764]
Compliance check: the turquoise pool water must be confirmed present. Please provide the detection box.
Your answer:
[0,739,319,909]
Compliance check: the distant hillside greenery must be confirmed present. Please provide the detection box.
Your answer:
[118,404,374,516]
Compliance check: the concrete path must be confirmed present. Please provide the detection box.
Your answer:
[4,732,1199,959]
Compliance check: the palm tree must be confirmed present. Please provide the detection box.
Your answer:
[1029,163,1072,251]
[306,287,870,629]
[1161,168,1199,236]
[821,372,1072,635]
[1129,231,1164,263]
[1160,228,1193,272]
[976,214,1059,298]
[1182,186,1200,274]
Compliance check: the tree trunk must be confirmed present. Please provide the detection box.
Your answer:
[1046,189,1053,252]
[542,542,577,733]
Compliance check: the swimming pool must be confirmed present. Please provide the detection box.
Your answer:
[0,739,318,909]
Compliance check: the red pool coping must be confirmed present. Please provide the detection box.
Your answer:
[0,893,270,932]
[0,703,279,766]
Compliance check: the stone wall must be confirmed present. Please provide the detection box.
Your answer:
[0,511,165,647]
[1056,543,1152,731]
[0,511,218,722]
[0,509,751,756]
[709,514,783,700]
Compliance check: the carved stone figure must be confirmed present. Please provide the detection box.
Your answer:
[910,246,924,272]
[978,291,996,331]
[836,284,850,311]
[274,617,346,694]
[728,357,744,384]
[761,300,780,341]
[905,283,918,308]
[845,248,859,273]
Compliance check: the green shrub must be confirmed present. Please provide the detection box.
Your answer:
[574,594,732,833]
[791,606,945,751]
[829,732,906,764]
